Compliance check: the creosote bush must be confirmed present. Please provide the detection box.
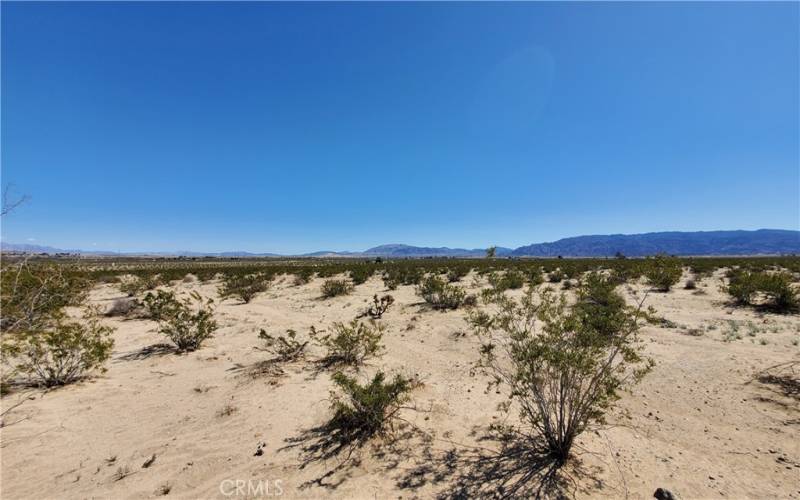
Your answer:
[321,279,354,298]
[2,310,114,387]
[1,262,90,334]
[119,275,161,297]
[644,254,682,292]
[258,328,308,362]
[157,292,218,352]
[311,319,384,367]
[218,273,270,304]
[416,275,466,310]
[469,286,651,463]
[142,289,180,320]
[725,270,799,313]
[328,371,416,441]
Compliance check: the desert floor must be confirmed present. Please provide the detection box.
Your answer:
[1,271,799,499]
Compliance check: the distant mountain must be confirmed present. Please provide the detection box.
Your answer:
[3,229,798,258]
[363,244,513,257]
[510,229,800,257]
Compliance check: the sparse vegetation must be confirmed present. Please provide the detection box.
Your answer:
[311,319,384,367]
[364,294,395,319]
[416,275,466,310]
[2,310,114,387]
[321,278,354,298]
[142,289,180,320]
[328,371,416,441]
[156,292,217,352]
[643,254,682,292]
[218,273,270,304]
[725,270,799,313]
[469,286,651,462]
[258,328,308,362]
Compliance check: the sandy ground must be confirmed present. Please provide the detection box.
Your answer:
[1,271,799,499]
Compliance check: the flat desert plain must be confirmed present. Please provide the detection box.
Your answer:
[1,270,798,499]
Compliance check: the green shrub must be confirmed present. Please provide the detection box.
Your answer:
[1,262,90,334]
[2,311,114,387]
[321,279,354,298]
[349,267,374,286]
[119,275,161,297]
[258,328,308,362]
[293,268,314,286]
[218,273,270,304]
[644,254,682,292]
[142,289,180,320]
[726,270,799,313]
[488,270,525,291]
[469,287,651,462]
[311,319,384,367]
[328,371,416,441]
[548,269,566,283]
[447,267,469,283]
[574,272,632,339]
[157,292,217,351]
[416,275,466,310]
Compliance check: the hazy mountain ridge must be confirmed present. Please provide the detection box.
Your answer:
[2,229,798,258]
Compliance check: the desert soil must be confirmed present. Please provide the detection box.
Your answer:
[1,271,799,499]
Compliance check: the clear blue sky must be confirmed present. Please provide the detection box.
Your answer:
[2,2,798,254]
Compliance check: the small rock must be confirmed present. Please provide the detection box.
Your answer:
[654,487,676,500]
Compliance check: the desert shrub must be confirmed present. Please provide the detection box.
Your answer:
[105,297,142,318]
[142,289,180,320]
[469,287,651,462]
[2,311,114,387]
[218,273,270,304]
[0,262,90,334]
[488,270,525,292]
[321,279,354,298]
[416,275,466,310]
[328,371,416,441]
[382,271,399,290]
[311,319,384,367]
[684,279,696,290]
[562,280,574,290]
[726,271,799,313]
[447,267,469,283]
[548,269,565,283]
[364,294,395,319]
[157,292,217,351]
[573,272,630,339]
[183,274,198,283]
[463,293,478,307]
[644,254,682,292]
[258,328,308,362]
[119,275,161,297]
[526,268,545,286]
[349,267,374,286]
[293,268,314,286]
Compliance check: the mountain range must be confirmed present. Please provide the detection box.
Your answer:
[2,229,798,258]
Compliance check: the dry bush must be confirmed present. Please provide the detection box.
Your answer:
[105,297,142,318]
[364,294,395,319]
[258,328,308,362]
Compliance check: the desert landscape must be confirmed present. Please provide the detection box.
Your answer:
[1,258,798,499]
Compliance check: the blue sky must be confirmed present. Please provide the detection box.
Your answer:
[2,2,798,254]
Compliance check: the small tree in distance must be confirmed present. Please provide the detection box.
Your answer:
[485,246,497,258]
